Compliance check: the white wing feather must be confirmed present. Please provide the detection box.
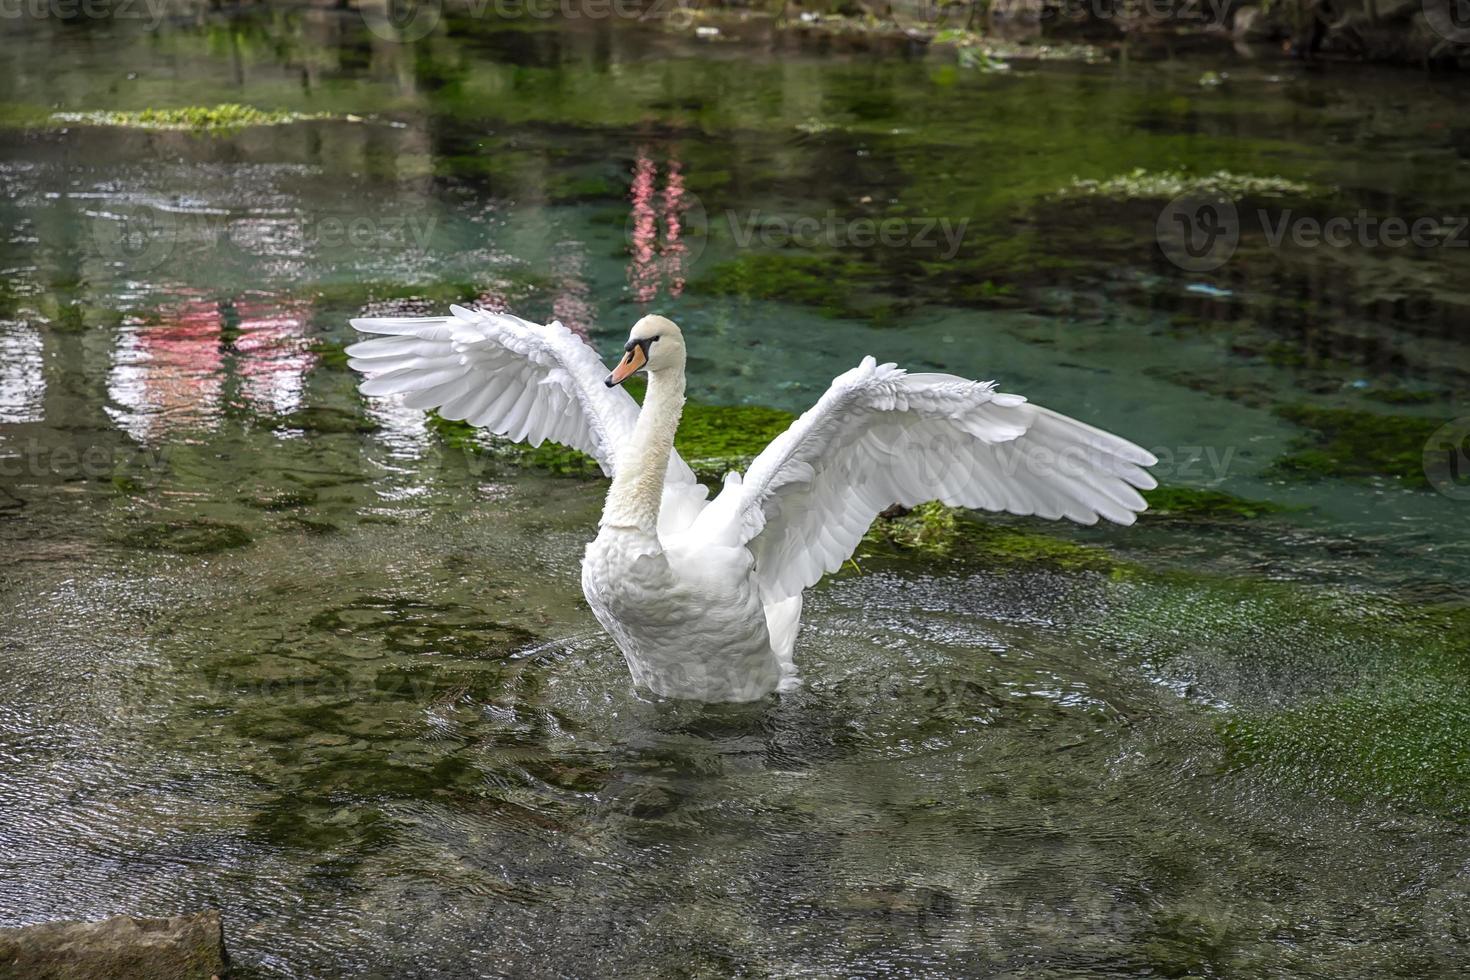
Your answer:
[346,306,706,530]
[695,356,1158,602]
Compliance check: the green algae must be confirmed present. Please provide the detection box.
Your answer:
[1272,405,1445,489]
[51,103,335,132]
[674,400,795,478]
[1142,486,1287,521]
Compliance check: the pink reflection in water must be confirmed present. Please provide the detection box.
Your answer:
[233,298,314,417]
[551,241,594,340]
[627,151,691,305]
[107,292,315,440]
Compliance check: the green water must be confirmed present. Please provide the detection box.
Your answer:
[1,8,1468,977]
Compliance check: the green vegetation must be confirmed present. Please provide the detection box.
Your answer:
[1059,168,1316,202]
[1271,405,1444,488]
[51,103,335,131]
[51,103,307,131]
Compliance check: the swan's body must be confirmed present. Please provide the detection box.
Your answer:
[347,309,1157,702]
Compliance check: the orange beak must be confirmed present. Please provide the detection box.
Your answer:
[604,342,648,387]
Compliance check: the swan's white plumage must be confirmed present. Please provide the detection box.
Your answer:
[348,311,1157,702]
[694,356,1158,603]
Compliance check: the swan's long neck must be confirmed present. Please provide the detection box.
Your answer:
[601,367,685,533]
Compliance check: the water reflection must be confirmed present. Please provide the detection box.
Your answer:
[106,294,314,440]
[0,323,45,424]
[627,151,692,305]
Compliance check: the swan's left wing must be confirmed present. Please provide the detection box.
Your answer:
[346,305,700,488]
[700,356,1157,602]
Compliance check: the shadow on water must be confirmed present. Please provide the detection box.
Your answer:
[0,7,1468,977]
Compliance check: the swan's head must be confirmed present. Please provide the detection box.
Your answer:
[604,314,684,387]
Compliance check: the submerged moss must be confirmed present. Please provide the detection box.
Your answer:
[51,103,335,131]
[1271,405,1444,488]
[691,253,885,319]
[1142,486,1286,520]
[1223,677,1470,819]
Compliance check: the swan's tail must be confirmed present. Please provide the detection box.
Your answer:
[764,594,803,693]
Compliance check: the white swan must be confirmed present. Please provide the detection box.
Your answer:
[347,308,1157,702]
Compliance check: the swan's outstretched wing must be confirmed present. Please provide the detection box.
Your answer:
[346,306,702,500]
[699,356,1157,602]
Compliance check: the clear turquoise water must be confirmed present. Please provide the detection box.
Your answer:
[0,9,1467,977]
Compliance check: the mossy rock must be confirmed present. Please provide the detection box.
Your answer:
[862,501,1128,575]
[116,519,252,555]
[240,487,319,511]
[1271,405,1445,489]
[1142,486,1286,521]
[309,596,540,658]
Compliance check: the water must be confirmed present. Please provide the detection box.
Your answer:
[1,9,1468,977]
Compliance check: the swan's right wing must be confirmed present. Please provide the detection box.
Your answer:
[699,356,1156,602]
[346,305,698,491]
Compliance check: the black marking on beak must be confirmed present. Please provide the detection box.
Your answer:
[604,337,656,387]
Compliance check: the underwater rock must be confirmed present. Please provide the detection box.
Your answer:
[115,519,252,555]
[0,910,229,980]
[862,501,1128,574]
[274,406,379,435]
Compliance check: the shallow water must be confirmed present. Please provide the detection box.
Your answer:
[1,8,1468,978]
